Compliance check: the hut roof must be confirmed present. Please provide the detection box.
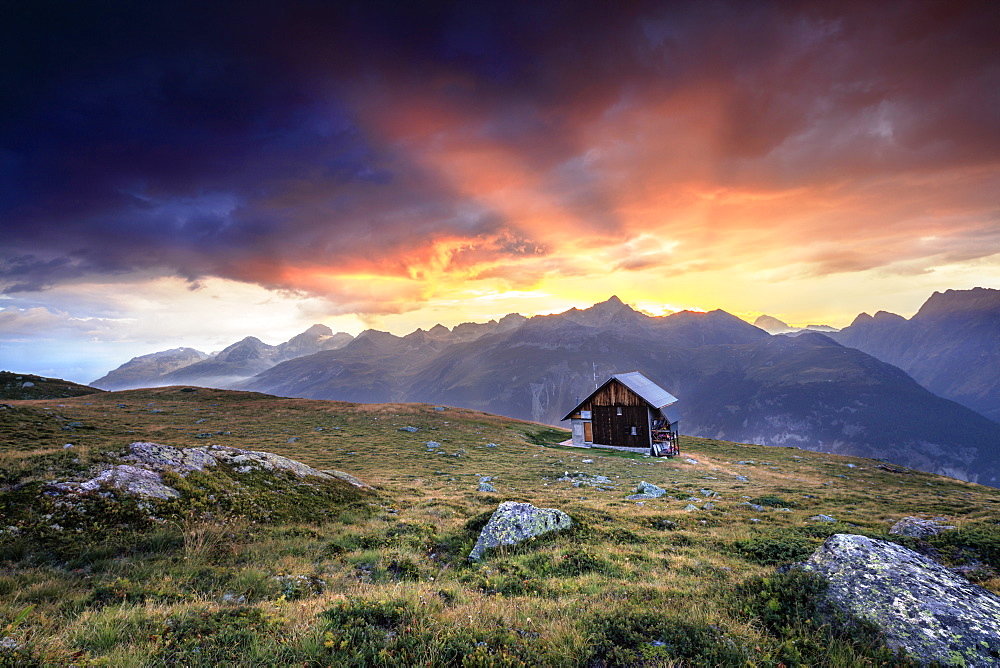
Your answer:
[612,372,678,409]
[562,371,678,420]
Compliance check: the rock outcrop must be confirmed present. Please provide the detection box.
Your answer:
[469,501,572,560]
[801,534,1000,666]
[48,442,364,500]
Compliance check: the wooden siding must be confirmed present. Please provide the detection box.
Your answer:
[592,404,649,448]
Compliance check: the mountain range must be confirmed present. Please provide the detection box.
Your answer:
[90,289,1000,486]
[828,288,1000,423]
[92,325,353,390]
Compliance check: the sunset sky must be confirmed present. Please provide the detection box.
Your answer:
[2,0,999,383]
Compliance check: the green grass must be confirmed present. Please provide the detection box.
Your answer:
[0,387,997,665]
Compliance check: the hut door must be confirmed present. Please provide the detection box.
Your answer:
[583,422,593,442]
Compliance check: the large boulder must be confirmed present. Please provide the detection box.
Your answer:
[801,534,1000,666]
[469,501,572,560]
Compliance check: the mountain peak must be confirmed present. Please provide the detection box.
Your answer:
[914,287,1000,320]
[301,323,333,337]
[753,314,793,334]
[558,296,643,327]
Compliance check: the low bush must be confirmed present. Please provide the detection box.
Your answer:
[583,608,748,666]
[732,533,817,566]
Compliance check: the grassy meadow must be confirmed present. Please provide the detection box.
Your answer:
[2,386,1000,666]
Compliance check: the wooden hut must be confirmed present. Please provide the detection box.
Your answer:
[562,372,680,457]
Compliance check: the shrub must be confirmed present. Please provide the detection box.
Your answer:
[584,609,747,666]
[732,533,816,566]
[749,495,798,508]
[153,606,288,665]
[927,524,1000,568]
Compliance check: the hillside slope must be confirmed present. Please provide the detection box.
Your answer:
[0,371,103,400]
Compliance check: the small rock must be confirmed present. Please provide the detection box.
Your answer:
[433,406,446,411]
[700,488,716,497]
[485,443,498,448]
[684,458,699,464]
[581,459,593,463]
[398,426,419,433]
[811,514,837,523]
[478,482,497,493]
[703,502,715,510]
[425,441,442,449]
[195,433,213,439]
[889,516,956,538]
[63,443,74,449]
[735,475,749,482]
[287,437,299,443]
[683,504,699,511]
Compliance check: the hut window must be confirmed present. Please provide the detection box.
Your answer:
[616,407,623,416]
[630,426,637,436]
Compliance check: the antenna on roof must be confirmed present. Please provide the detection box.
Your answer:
[593,362,598,389]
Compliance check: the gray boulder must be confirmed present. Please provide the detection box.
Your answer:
[889,516,956,538]
[469,501,571,560]
[478,482,497,493]
[801,534,1000,666]
[626,481,666,500]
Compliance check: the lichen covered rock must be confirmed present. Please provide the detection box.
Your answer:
[469,501,571,560]
[48,465,180,500]
[801,533,1000,666]
[626,480,666,500]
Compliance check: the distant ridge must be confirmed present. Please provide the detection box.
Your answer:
[1,371,103,399]
[831,287,1000,422]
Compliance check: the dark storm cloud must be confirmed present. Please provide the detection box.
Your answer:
[1,0,998,303]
